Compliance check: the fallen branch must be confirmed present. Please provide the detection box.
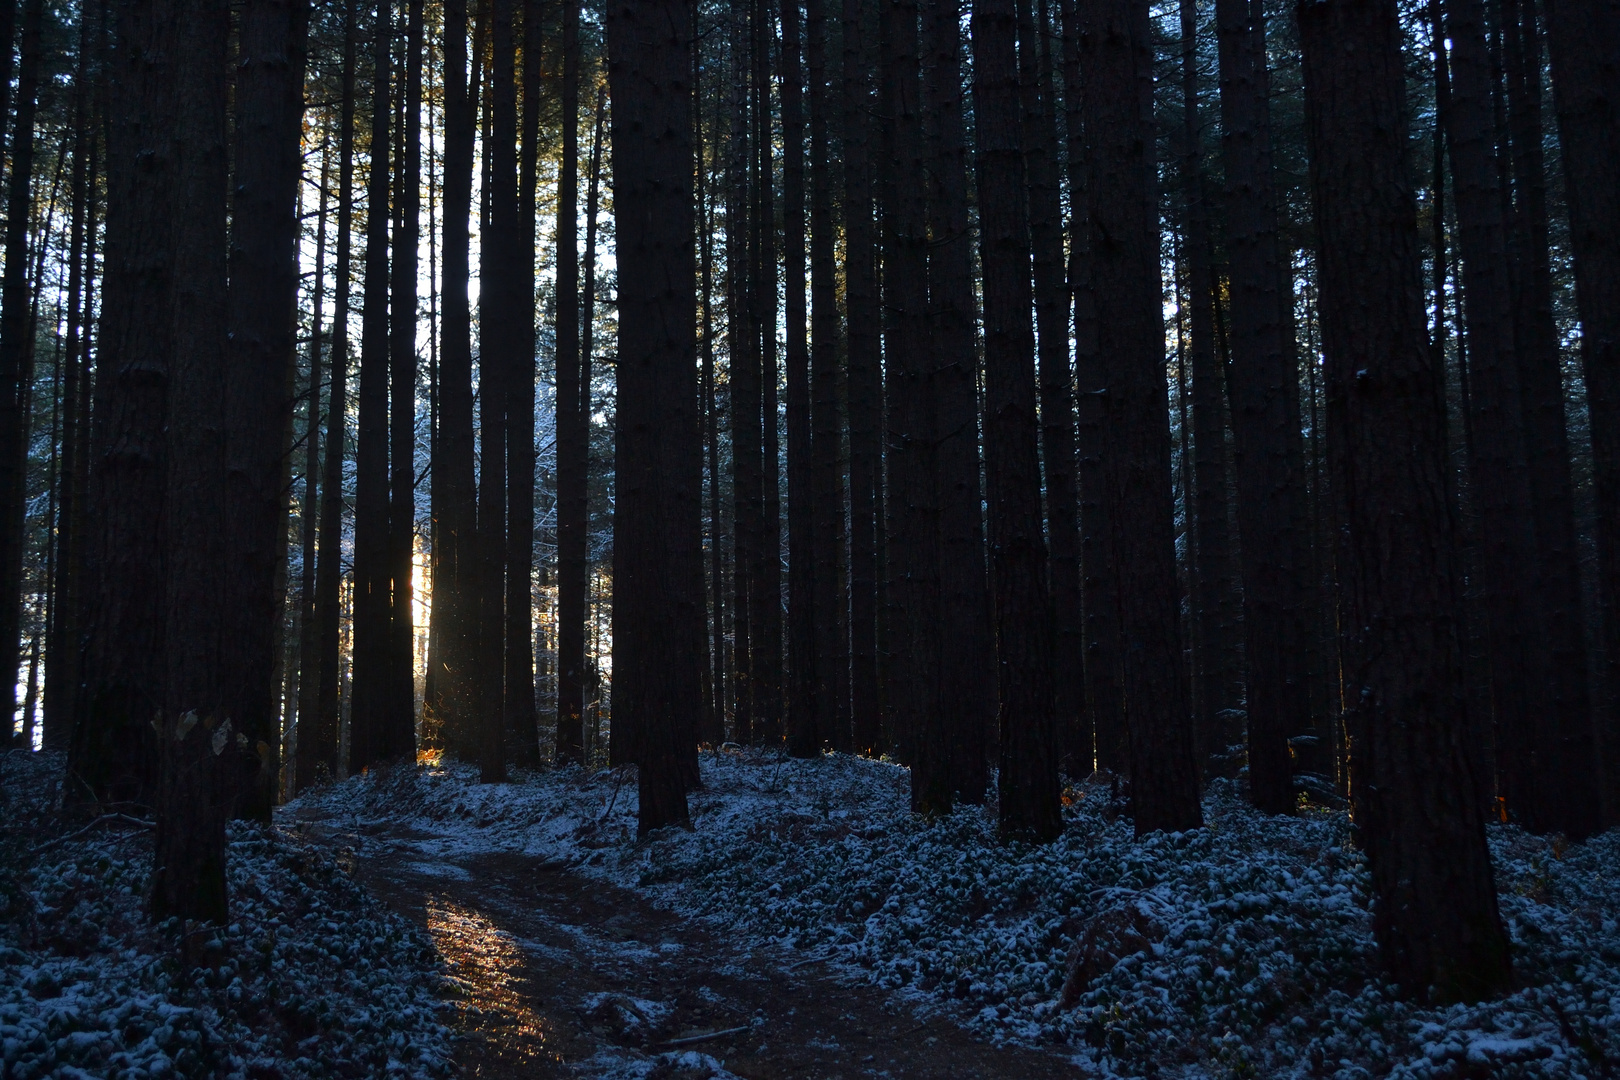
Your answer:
[29,813,154,858]
[660,1024,753,1049]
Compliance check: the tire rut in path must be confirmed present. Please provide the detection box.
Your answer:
[296,819,1087,1079]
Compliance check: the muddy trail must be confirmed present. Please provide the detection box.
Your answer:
[287,814,1086,1079]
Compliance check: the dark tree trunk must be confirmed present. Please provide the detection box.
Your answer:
[1022,0,1082,783]
[728,0,759,746]
[225,0,310,819]
[751,0,783,747]
[152,0,234,924]
[1079,0,1202,833]
[350,0,397,774]
[0,0,44,750]
[1441,0,1550,830]
[1178,0,1239,775]
[1213,0,1311,813]
[1503,0,1600,837]
[295,133,331,797]
[808,0,849,754]
[1058,0,1123,777]
[480,0,521,782]
[506,0,540,768]
[843,0,882,755]
[1297,0,1513,1003]
[44,0,100,753]
[69,0,170,807]
[973,0,1061,841]
[698,33,730,746]
[882,0,942,794]
[923,0,994,797]
[1542,0,1620,827]
[555,0,586,763]
[386,0,423,760]
[784,0,818,758]
[603,0,696,834]
[313,0,359,784]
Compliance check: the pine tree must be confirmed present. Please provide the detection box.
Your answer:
[1298,0,1512,1003]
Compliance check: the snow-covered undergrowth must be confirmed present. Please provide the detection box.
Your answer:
[300,749,1620,1079]
[0,751,451,1079]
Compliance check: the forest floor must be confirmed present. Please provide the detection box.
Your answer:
[286,749,1620,1080]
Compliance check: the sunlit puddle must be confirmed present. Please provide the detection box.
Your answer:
[428,896,562,1068]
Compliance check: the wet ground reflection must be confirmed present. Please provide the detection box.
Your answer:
[427,895,563,1073]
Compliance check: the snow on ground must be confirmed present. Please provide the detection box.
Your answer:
[299,748,1620,1079]
[0,751,451,1079]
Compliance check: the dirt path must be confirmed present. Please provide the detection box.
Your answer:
[288,815,1086,1079]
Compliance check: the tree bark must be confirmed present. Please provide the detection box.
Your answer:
[1503,0,1601,837]
[506,0,540,768]
[555,0,588,765]
[0,0,45,751]
[1297,0,1512,1003]
[350,0,398,774]
[294,133,331,796]
[386,0,423,761]
[603,0,696,833]
[1213,0,1311,812]
[922,0,994,797]
[1440,0,1550,830]
[313,0,359,784]
[843,0,883,755]
[1178,0,1239,776]
[225,0,310,819]
[973,0,1061,841]
[751,0,783,747]
[882,0,943,794]
[1542,0,1620,827]
[809,0,849,755]
[1022,0,1083,784]
[784,0,818,758]
[1079,0,1202,833]
[1058,0,1123,777]
[151,0,234,924]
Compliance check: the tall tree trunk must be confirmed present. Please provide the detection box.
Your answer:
[1297,0,1512,1003]
[973,0,1061,841]
[1214,0,1311,812]
[44,0,100,752]
[1023,0,1082,782]
[751,0,783,747]
[1058,0,1124,777]
[603,0,696,833]
[1081,0,1202,832]
[843,0,883,755]
[1441,0,1550,830]
[152,0,234,923]
[882,0,942,796]
[294,136,331,795]
[350,0,397,773]
[697,31,729,747]
[506,0,540,768]
[728,0,759,747]
[1178,0,1238,774]
[225,0,310,819]
[784,0,817,757]
[555,0,587,764]
[387,0,424,759]
[1503,0,1600,837]
[313,0,359,784]
[808,0,849,754]
[0,0,44,752]
[69,0,166,809]
[480,0,521,782]
[1542,0,1620,827]
[922,0,993,797]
